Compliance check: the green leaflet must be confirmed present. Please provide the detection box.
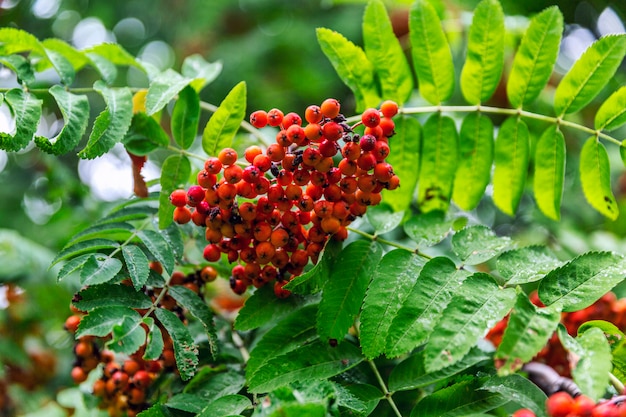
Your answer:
[158,155,191,229]
[72,284,153,312]
[363,0,413,105]
[460,0,505,104]
[181,54,223,92]
[492,117,530,216]
[506,6,563,108]
[247,339,364,394]
[554,34,626,116]
[85,51,118,85]
[0,27,44,55]
[424,273,516,373]
[109,315,146,355]
[52,237,119,266]
[481,375,548,417]
[538,251,626,312]
[143,317,164,361]
[452,113,494,210]
[202,81,246,156]
[365,204,404,235]
[0,88,42,152]
[533,127,565,220]
[451,225,511,265]
[80,254,123,286]
[171,85,200,149]
[168,285,218,359]
[0,55,35,86]
[154,307,199,381]
[596,86,626,131]
[122,245,150,290]
[284,238,342,295]
[497,246,562,286]
[145,68,192,115]
[79,81,133,159]
[381,116,421,212]
[360,250,426,359]
[35,86,90,155]
[137,229,175,274]
[196,395,251,417]
[122,112,170,156]
[246,304,319,381]
[385,257,469,358]
[184,368,246,398]
[411,377,507,417]
[316,27,380,111]
[495,292,562,375]
[317,240,382,341]
[404,211,454,247]
[417,113,458,212]
[389,346,490,392]
[409,0,455,104]
[84,43,142,69]
[66,221,133,245]
[579,137,618,219]
[76,306,141,338]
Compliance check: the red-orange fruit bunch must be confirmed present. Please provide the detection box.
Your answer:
[170,99,400,297]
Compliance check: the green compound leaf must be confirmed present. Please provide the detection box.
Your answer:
[80,254,123,286]
[538,251,626,312]
[580,137,618,220]
[417,113,458,212]
[143,317,164,361]
[389,346,490,392]
[73,283,153,311]
[575,328,612,401]
[317,240,382,341]
[381,116,421,212]
[554,34,626,116]
[386,257,469,358]
[497,246,562,286]
[41,46,76,85]
[196,395,251,417]
[492,117,530,216]
[316,27,380,111]
[451,225,511,265]
[460,0,505,104]
[247,339,364,394]
[363,0,413,105]
[171,85,200,150]
[246,304,319,381]
[0,27,44,55]
[0,88,42,152]
[57,254,92,282]
[78,81,133,159]
[284,238,342,296]
[495,292,562,375]
[424,273,516,373]
[169,285,218,359]
[452,113,494,210]
[533,127,565,220]
[85,43,142,69]
[0,55,35,86]
[158,155,191,229]
[202,81,246,156]
[137,229,175,275]
[145,68,192,115]
[335,383,383,416]
[181,54,222,92]
[409,0,455,104]
[596,86,626,131]
[365,203,404,235]
[85,51,118,85]
[154,307,199,381]
[235,285,316,331]
[76,306,141,338]
[184,368,246,399]
[360,250,426,359]
[66,221,133,245]
[52,238,119,266]
[122,245,150,290]
[404,210,454,247]
[507,6,563,108]
[35,86,90,155]
[410,377,507,417]
[109,314,146,355]
[481,375,548,417]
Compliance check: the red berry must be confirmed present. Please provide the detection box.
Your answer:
[250,110,268,128]
[186,185,205,206]
[169,189,188,207]
[173,206,192,224]
[244,145,263,163]
[380,100,399,118]
[204,157,222,174]
[274,280,291,298]
[267,108,284,127]
[203,244,221,262]
[512,409,536,417]
[322,121,343,141]
[305,105,323,124]
[359,134,377,151]
[282,112,302,128]
[320,98,340,119]
[361,108,381,128]
[546,392,575,417]
[65,314,82,333]
[218,148,238,166]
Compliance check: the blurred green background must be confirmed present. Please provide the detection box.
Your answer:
[0,0,625,415]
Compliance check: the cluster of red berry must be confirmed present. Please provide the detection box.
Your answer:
[487,291,626,377]
[170,99,400,297]
[65,264,218,417]
[514,392,626,417]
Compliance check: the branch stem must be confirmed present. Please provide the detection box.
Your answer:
[367,360,403,417]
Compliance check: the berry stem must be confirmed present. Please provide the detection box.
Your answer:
[346,227,431,259]
[610,371,625,394]
[367,359,404,417]
[231,328,251,363]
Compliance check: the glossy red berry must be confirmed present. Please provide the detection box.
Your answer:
[320,98,340,119]
[169,189,187,207]
[546,392,575,417]
[361,108,381,128]
[250,110,268,128]
[218,148,238,166]
[511,409,536,417]
[267,108,284,127]
[380,100,399,118]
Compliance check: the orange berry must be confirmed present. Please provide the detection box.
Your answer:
[320,98,340,119]
[218,148,238,166]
